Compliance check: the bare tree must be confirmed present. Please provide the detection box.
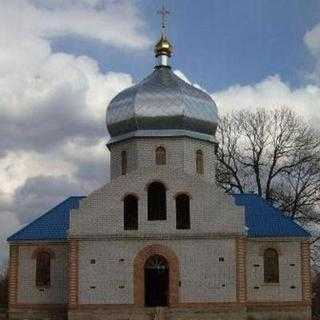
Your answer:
[216,107,320,222]
[0,264,8,308]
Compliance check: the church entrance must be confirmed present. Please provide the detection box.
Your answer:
[144,255,169,307]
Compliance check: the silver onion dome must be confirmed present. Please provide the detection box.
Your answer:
[106,36,219,145]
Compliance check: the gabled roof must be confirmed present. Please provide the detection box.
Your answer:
[232,193,310,238]
[7,196,85,242]
[8,193,309,242]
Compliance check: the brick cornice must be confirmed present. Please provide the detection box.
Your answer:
[68,233,245,241]
[71,302,246,311]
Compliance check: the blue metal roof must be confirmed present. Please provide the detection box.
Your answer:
[232,193,310,238]
[8,193,309,242]
[7,196,85,242]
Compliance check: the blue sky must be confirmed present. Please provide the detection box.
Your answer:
[0,0,320,263]
[52,0,320,91]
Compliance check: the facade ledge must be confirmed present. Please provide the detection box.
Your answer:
[68,232,247,241]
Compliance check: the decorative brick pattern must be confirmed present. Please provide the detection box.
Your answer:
[68,240,79,308]
[301,240,311,303]
[236,237,247,303]
[8,245,18,307]
[133,244,179,306]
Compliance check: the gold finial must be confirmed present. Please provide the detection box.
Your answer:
[154,35,172,58]
[155,4,172,60]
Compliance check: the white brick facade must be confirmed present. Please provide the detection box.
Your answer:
[78,239,237,304]
[247,239,302,301]
[11,135,311,320]
[70,137,244,237]
[17,244,68,304]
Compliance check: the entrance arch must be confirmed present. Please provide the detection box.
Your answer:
[133,244,179,307]
[145,255,169,306]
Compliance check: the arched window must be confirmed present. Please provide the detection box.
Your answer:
[148,182,166,220]
[176,194,190,230]
[124,194,138,230]
[264,248,279,283]
[36,251,51,287]
[121,151,127,175]
[156,147,166,165]
[196,150,204,175]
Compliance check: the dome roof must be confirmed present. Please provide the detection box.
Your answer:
[106,66,218,144]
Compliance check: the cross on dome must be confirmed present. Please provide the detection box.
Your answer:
[157,4,170,36]
[155,4,172,66]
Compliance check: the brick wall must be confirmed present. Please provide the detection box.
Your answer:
[246,240,303,302]
[16,244,68,304]
[76,239,237,305]
[109,137,216,183]
[69,164,245,237]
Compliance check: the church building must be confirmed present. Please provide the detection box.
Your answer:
[8,26,312,320]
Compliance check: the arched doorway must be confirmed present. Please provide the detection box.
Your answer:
[144,255,169,307]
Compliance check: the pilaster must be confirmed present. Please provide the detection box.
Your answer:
[301,240,311,303]
[8,244,19,307]
[68,239,79,308]
[236,237,247,303]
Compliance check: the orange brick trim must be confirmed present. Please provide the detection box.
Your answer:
[133,244,180,306]
[8,245,18,308]
[236,237,247,303]
[31,247,56,259]
[68,239,79,308]
[301,240,311,303]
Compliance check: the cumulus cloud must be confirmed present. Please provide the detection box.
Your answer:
[213,20,320,122]
[1,0,320,267]
[13,175,86,223]
[304,22,320,84]
[213,75,320,125]
[1,0,150,50]
[305,23,320,57]
[0,0,148,264]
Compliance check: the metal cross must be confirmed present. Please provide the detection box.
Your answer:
[157,4,170,33]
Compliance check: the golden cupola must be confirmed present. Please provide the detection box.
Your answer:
[154,35,173,67]
[154,35,173,58]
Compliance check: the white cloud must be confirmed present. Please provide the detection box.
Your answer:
[0,0,150,50]
[1,0,320,268]
[214,21,320,119]
[213,75,320,125]
[304,22,320,83]
[305,23,320,57]
[0,0,147,265]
